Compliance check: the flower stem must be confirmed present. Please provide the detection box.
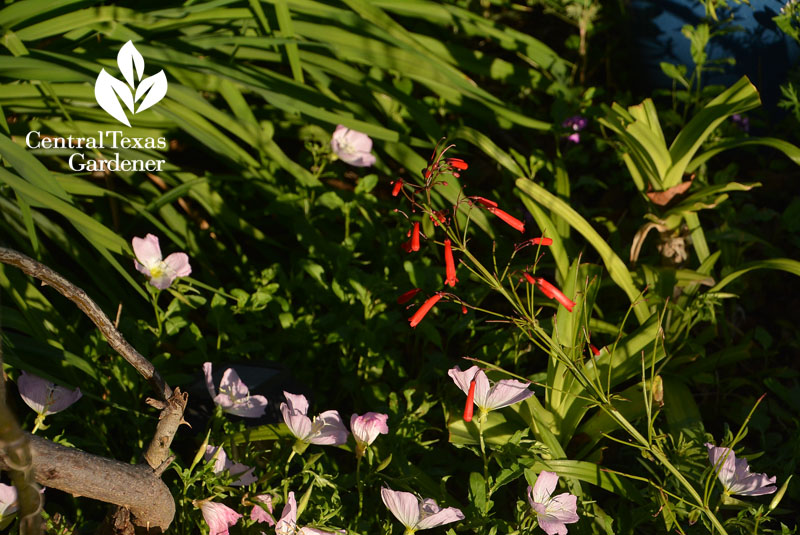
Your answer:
[478,411,490,516]
[151,288,163,338]
[356,453,364,523]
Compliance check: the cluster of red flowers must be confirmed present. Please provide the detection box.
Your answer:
[392,143,576,328]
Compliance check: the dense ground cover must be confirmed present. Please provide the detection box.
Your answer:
[1,0,800,533]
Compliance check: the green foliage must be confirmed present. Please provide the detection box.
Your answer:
[0,0,798,534]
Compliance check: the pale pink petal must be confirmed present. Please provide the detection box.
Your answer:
[350,412,389,446]
[283,392,310,415]
[132,234,162,269]
[542,493,579,523]
[281,402,313,441]
[17,371,81,415]
[447,366,479,396]
[276,492,297,533]
[0,483,17,518]
[163,252,192,278]
[381,488,420,529]
[530,471,559,505]
[309,410,349,445]
[227,460,256,486]
[415,500,464,530]
[484,379,533,410]
[538,517,568,535]
[219,368,250,401]
[199,501,242,535]
[343,128,373,153]
[203,362,217,399]
[706,444,738,490]
[299,528,345,535]
[134,260,150,277]
[330,125,375,167]
[204,445,228,474]
[149,272,176,290]
[728,454,777,495]
[344,153,376,167]
[17,371,51,414]
[225,395,268,418]
[251,495,275,525]
[213,393,235,411]
[471,370,492,410]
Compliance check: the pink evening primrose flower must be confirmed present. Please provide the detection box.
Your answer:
[17,370,81,416]
[0,483,18,527]
[198,500,242,535]
[203,445,257,486]
[527,471,579,535]
[330,125,376,167]
[280,392,349,446]
[448,365,533,417]
[251,494,276,525]
[203,362,268,418]
[274,491,345,535]
[132,233,191,290]
[705,443,777,496]
[351,412,389,458]
[381,487,464,533]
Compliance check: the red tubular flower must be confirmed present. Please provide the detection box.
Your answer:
[411,222,421,251]
[533,277,575,312]
[471,196,498,209]
[531,237,553,246]
[408,293,442,328]
[401,239,413,253]
[392,179,404,197]
[430,211,447,226]
[461,304,468,315]
[446,158,468,170]
[487,207,525,233]
[463,379,476,422]
[397,288,422,304]
[589,344,600,356]
[444,239,458,287]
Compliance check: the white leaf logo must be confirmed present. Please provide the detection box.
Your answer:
[94,41,167,126]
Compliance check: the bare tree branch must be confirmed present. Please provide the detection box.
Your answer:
[0,247,171,401]
[1,435,174,531]
[0,247,188,530]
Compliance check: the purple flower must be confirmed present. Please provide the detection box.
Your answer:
[351,412,388,457]
[330,125,376,167]
[448,365,533,416]
[706,443,777,496]
[0,483,18,527]
[198,500,242,535]
[731,114,750,133]
[203,362,268,418]
[527,471,579,535]
[381,487,464,532]
[562,116,588,144]
[280,392,348,446]
[274,492,345,535]
[17,370,81,416]
[203,445,257,486]
[132,234,191,290]
[251,494,275,525]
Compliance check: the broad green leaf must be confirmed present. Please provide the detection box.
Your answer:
[516,178,651,324]
[686,136,800,173]
[665,76,761,187]
[709,258,800,293]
